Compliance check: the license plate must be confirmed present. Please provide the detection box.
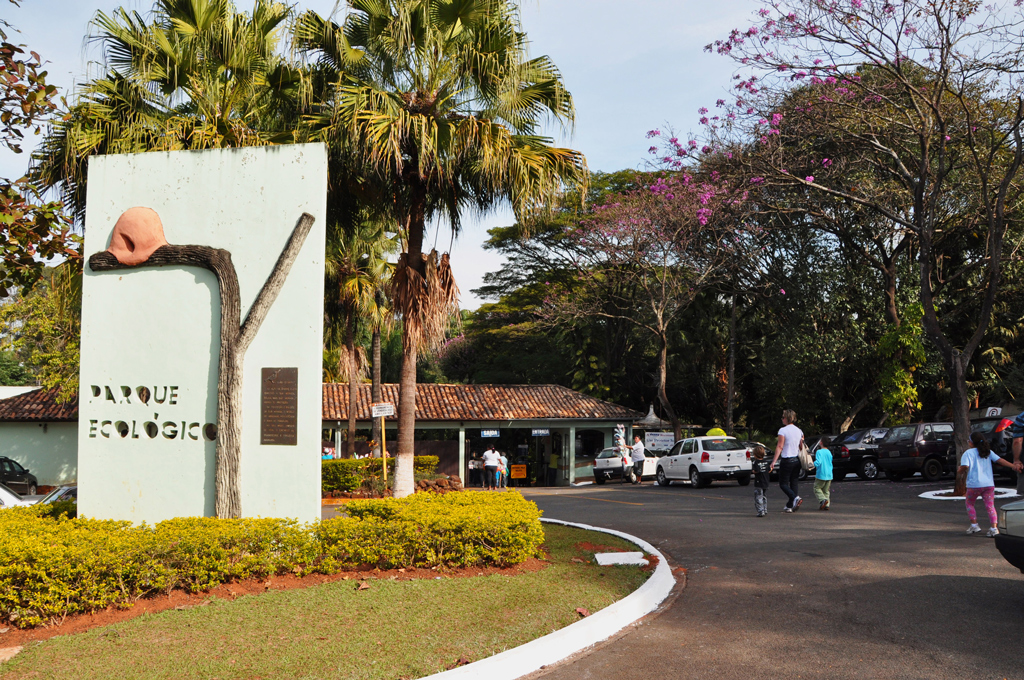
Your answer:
[889,451,900,457]
[721,465,739,470]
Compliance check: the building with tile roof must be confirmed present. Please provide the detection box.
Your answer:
[0,383,641,488]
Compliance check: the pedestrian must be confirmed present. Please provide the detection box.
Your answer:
[961,431,1023,536]
[468,452,481,487]
[813,436,833,511]
[770,409,805,512]
[1006,412,1024,498]
[751,445,771,517]
[631,435,646,485]
[482,445,500,491]
[499,451,508,488]
[547,450,559,486]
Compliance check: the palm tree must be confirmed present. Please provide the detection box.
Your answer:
[33,0,301,224]
[323,216,397,457]
[295,0,587,496]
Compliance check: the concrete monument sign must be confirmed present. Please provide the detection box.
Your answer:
[78,144,327,523]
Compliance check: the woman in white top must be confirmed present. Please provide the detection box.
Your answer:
[770,409,805,512]
[960,431,1023,536]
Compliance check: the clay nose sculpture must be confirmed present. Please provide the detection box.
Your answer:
[107,207,169,266]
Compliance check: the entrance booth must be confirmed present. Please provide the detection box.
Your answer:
[322,383,641,486]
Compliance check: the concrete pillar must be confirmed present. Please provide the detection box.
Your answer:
[569,426,576,485]
[458,426,466,482]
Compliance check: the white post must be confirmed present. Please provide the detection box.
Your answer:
[569,426,576,485]
[458,426,466,483]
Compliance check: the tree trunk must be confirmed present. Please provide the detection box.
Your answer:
[948,352,972,456]
[656,331,682,441]
[838,393,871,433]
[395,180,427,498]
[725,295,737,435]
[346,312,357,458]
[371,327,382,458]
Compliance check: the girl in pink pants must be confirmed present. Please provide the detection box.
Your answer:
[959,431,1022,537]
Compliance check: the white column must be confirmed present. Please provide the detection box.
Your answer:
[458,426,466,482]
[569,426,576,485]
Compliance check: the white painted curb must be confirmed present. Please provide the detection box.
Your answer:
[419,518,675,680]
[919,487,1020,501]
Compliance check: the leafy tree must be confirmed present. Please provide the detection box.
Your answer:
[0,0,75,294]
[295,0,587,496]
[706,0,1024,452]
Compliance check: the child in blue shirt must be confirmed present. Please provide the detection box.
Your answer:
[813,437,833,510]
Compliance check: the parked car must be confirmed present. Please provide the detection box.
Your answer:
[827,428,889,480]
[656,436,752,488]
[0,456,37,495]
[996,498,1024,573]
[876,422,955,482]
[970,416,1018,482]
[592,448,658,484]
[0,482,33,509]
[36,485,77,505]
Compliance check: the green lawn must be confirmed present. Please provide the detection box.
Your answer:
[0,525,650,680]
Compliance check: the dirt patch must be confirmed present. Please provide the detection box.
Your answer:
[0,558,549,647]
[640,554,660,572]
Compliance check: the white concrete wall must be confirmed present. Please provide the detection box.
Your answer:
[1,422,77,486]
[78,145,327,523]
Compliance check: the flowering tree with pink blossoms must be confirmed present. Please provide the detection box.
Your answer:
[696,0,1024,454]
[542,171,747,439]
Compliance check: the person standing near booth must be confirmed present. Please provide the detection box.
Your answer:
[482,445,500,491]
[631,435,646,485]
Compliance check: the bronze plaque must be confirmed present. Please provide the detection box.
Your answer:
[261,367,298,445]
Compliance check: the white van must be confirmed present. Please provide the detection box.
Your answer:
[655,436,752,488]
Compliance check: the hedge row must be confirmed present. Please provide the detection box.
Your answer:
[322,455,439,494]
[0,491,542,629]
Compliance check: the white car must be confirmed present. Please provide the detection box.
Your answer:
[656,436,752,488]
[592,447,658,484]
[996,498,1024,573]
[0,482,34,509]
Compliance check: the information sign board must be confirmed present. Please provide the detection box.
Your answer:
[371,402,396,418]
[510,464,527,479]
[531,428,550,436]
[481,429,500,438]
[644,431,676,451]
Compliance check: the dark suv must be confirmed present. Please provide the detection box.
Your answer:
[0,456,38,495]
[828,427,889,480]
[970,416,1018,482]
[876,422,954,482]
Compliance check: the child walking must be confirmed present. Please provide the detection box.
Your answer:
[752,445,771,517]
[961,431,1023,536]
[813,437,833,510]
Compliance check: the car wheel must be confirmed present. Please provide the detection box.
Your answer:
[594,474,606,485]
[689,467,705,489]
[656,468,669,487]
[737,473,751,486]
[921,457,944,483]
[798,467,809,481]
[885,470,906,482]
[857,458,879,481]
[27,484,36,496]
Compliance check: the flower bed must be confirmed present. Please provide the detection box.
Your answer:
[0,491,542,629]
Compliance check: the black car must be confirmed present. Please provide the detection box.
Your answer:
[827,428,889,480]
[0,457,37,495]
[970,416,1018,482]
[876,422,955,482]
[746,438,821,481]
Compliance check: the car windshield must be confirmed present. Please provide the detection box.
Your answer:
[37,487,67,504]
[702,438,742,451]
[834,430,862,445]
[883,425,916,443]
[596,449,620,459]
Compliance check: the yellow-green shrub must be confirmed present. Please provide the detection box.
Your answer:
[322,455,439,493]
[0,492,543,629]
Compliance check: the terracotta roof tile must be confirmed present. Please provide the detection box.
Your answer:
[0,383,640,424]
[322,383,640,422]
[0,387,78,422]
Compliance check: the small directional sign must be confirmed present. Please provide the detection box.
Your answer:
[531,428,550,436]
[481,429,500,437]
[371,402,395,418]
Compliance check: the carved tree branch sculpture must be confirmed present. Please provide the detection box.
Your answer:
[89,208,316,518]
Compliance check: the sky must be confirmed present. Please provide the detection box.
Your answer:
[0,0,759,308]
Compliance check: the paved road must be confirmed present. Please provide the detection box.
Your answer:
[522,476,1024,680]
